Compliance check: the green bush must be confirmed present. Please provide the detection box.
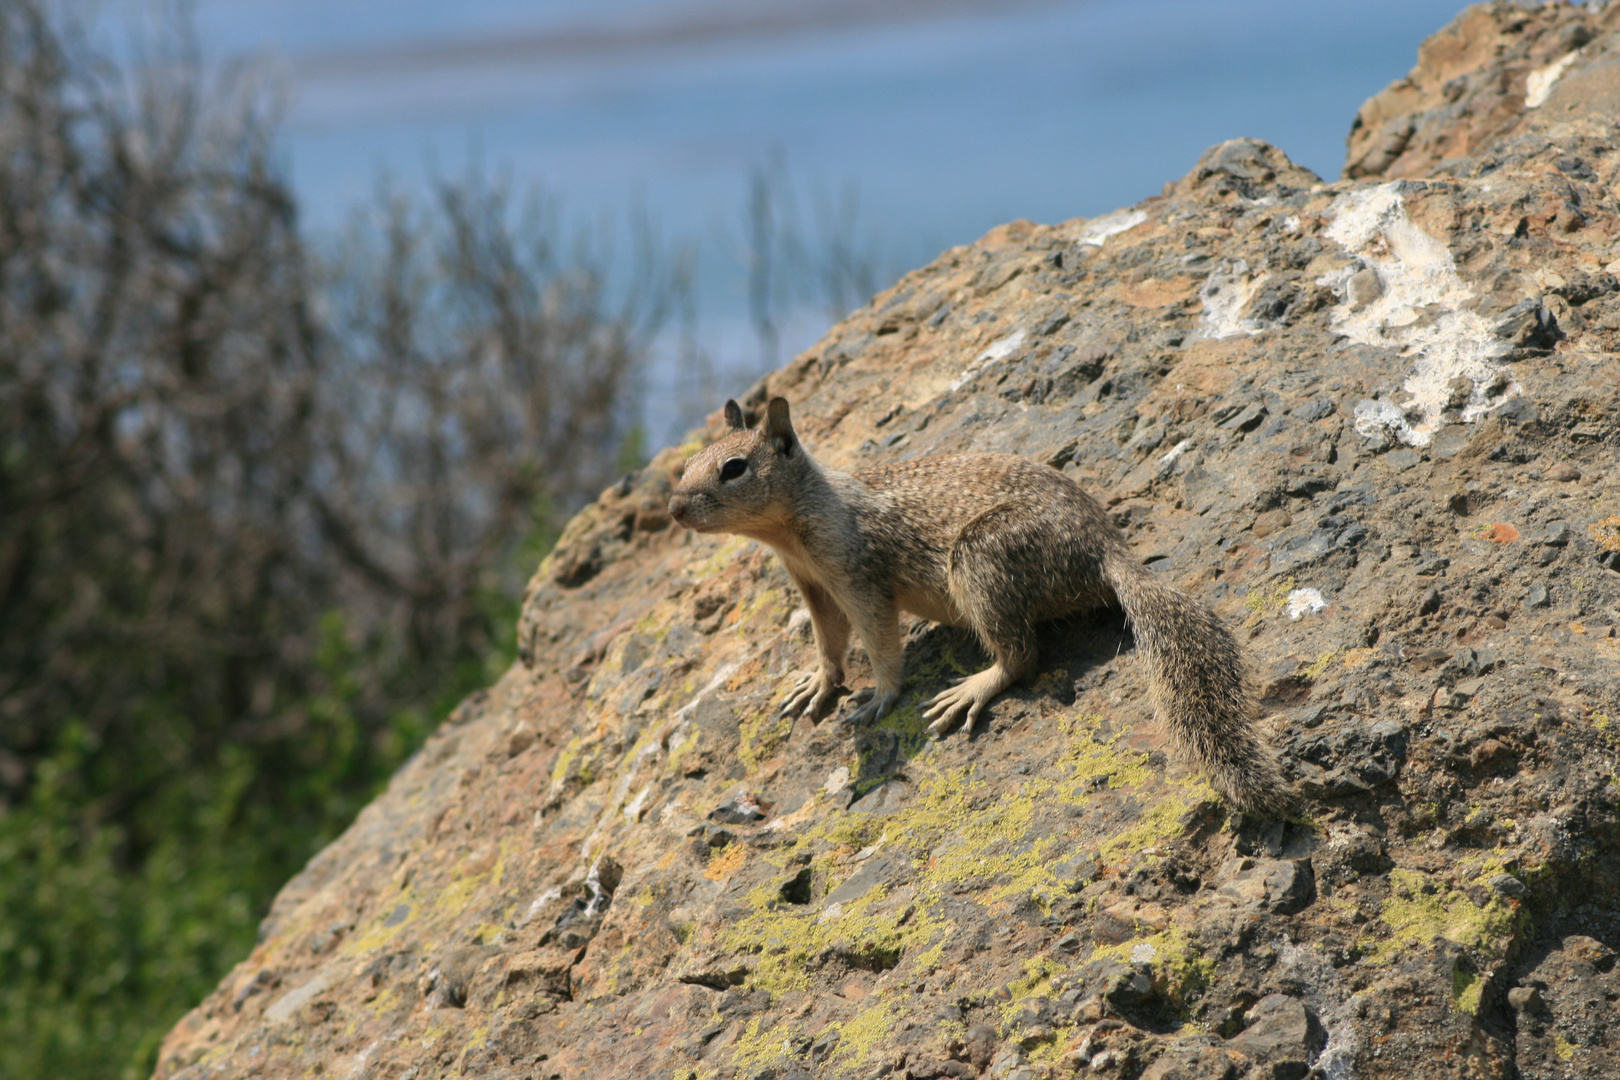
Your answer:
[0,564,541,1079]
[0,3,654,1076]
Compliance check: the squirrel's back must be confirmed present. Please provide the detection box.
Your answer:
[855,454,1121,624]
[856,453,1109,537]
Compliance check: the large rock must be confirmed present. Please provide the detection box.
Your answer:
[157,6,1620,1079]
[1345,0,1620,180]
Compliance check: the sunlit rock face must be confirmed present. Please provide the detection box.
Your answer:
[158,5,1620,1079]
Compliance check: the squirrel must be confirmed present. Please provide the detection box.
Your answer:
[668,397,1294,814]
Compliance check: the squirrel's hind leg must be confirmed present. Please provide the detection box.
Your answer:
[921,614,1036,735]
[930,504,1042,736]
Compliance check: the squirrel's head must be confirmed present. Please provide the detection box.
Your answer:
[669,397,811,537]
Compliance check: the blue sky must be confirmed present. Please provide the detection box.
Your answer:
[108,0,1473,427]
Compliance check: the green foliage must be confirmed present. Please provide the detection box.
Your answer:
[0,1,643,1074]
[0,540,539,1079]
[617,423,651,475]
[0,726,267,1079]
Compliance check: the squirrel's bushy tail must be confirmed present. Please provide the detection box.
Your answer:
[1103,550,1295,815]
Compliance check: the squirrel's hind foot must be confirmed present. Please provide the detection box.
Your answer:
[923,665,1014,737]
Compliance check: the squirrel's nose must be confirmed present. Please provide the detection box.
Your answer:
[668,494,689,524]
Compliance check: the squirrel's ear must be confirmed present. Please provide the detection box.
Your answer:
[764,397,797,456]
[722,399,746,431]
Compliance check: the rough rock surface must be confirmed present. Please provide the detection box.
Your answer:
[159,6,1620,1079]
[1345,0,1620,181]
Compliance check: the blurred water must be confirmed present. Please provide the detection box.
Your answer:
[118,0,1470,433]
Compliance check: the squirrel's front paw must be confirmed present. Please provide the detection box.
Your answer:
[780,671,842,720]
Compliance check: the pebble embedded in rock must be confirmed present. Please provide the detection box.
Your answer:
[1223,994,1326,1080]
[1547,462,1581,481]
[1252,509,1292,538]
[1346,267,1384,307]
[1538,520,1571,546]
[1488,873,1528,898]
[1139,1041,1239,1080]
[847,779,911,814]
[1506,985,1543,1013]
[1216,858,1315,915]
[505,722,535,757]
[708,791,766,824]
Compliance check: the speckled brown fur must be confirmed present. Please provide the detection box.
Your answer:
[668,397,1293,814]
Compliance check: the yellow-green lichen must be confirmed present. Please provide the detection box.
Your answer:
[1375,865,1526,1012]
[631,607,675,639]
[673,691,1213,1028]
[717,860,950,997]
[998,957,1069,1024]
[663,716,703,776]
[459,1024,491,1056]
[728,1016,800,1074]
[1303,650,1340,680]
[343,891,418,955]
[1244,575,1298,623]
[732,584,792,628]
[823,817,883,851]
[829,999,906,1068]
[1091,925,1215,1008]
[432,853,506,919]
[549,734,588,788]
[1452,965,1483,1016]
[738,704,794,771]
[1097,792,1203,864]
[690,535,752,581]
[844,713,1192,909]
[365,984,402,1016]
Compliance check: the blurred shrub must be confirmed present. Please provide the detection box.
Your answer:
[0,3,679,1076]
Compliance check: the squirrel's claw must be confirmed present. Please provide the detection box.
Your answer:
[841,687,895,727]
[779,673,813,716]
[780,671,841,720]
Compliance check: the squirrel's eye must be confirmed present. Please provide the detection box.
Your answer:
[719,457,747,481]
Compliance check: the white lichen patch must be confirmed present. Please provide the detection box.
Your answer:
[623,784,653,822]
[518,885,563,928]
[658,798,699,835]
[1159,439,1192,467]
[1274,939,1361,1080]
[1200,260,1266,339]
[950,328,1026,391]
[1075,207,1148,247]
[345,1040,382,1080]
[824,766,851,796]
[264,968,335,1025]
[1320,183,1519,446]
[1525,51,1579,108]
[1285,588,1327,620]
